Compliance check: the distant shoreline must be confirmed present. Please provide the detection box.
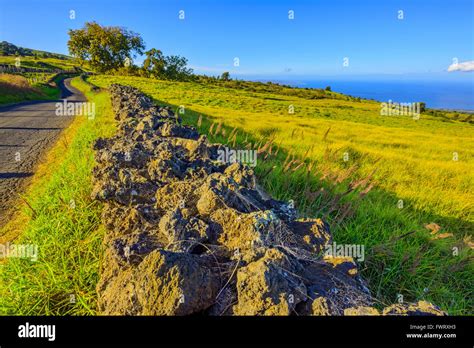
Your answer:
[248,78,474,112]
[432,108,474,114]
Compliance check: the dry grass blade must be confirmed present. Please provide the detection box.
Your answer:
[323,127,331,141]
[214,122,222,136]
[209,121,215,135]
[15,191,37,219]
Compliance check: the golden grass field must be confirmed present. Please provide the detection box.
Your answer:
[91,76,473,224]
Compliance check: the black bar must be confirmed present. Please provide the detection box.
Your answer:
[0,316,471,346]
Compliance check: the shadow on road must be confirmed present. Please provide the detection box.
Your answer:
[0,172,33,179]
[0,127,63,131]
[0,144,27,147]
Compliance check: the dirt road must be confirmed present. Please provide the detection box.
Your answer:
[0,78,85,227]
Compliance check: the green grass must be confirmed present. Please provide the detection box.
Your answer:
[0,77,115,315]
[87,75,473,315]
[0,73,63,106]
[0,55,83,71]
[0,54,87,106]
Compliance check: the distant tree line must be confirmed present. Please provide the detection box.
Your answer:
[141,48,193,80]
[0,41,69,60]
[67,22,194,81]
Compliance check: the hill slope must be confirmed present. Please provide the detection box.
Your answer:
[0,41,70,60]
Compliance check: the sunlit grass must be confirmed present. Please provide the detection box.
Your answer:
[0,56,82,71]
[0,73,60,106]
[90,75,473,225]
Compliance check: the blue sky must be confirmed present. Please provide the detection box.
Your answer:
[0,0,473,80]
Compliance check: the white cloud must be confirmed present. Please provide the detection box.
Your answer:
[447,60,474,72]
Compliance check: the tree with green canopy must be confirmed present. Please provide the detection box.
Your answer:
[68,22,145,72]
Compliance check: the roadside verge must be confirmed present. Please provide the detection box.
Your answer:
[0,77,115,315]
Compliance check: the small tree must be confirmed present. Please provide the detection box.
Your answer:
[142,48,166,78]
[221,71,230,81]
[419,102,426,113]
[325,86,331,91]
[163,55,193,81]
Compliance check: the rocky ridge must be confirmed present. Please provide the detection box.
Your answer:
[92,84,446,316]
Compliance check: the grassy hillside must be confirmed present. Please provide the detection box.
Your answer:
[91,76,474,225]
[0,41,70,60]
[0,40,81,72]
[88,75,473,314]
[0,53,86,106]
[0,73,61,105]
[0,55,81,72]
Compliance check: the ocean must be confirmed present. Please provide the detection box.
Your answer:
[285,79,474,111]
